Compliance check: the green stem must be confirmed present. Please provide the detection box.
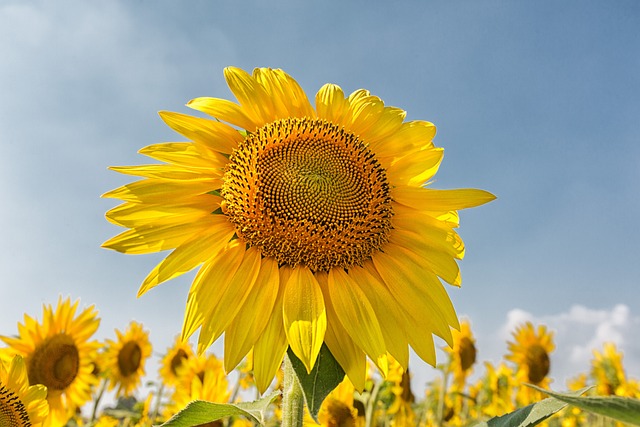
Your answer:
[365,379,382,427]
[282,352,305,427]
[91,378,108,423]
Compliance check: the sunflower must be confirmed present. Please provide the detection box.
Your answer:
[474,362,516,418]
[0,355,49,427]
[590,342,626,396]
[164,353,230,419]
[102,66,495,392]
[506,322,554,405]
[158,335,194,388]
[103,321,152,397]
[1,297,100,426]
[445,319,477,388]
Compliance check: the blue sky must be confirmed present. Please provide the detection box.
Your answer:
[1,0,639,398]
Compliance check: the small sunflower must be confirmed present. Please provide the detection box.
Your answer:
[0,355,49,427]
[164,353,230,419]
[103,66,495,391]
[506,322,554,405]
[158,335,194,388]
[474,362,517,418]
[103,321,152,397]
[445,319,477,387]
[590,342,626,396]
[1,297,100,426]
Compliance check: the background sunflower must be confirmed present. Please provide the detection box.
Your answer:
[0,355,49,427]
[103,321,152,397]
[0,297,100,426]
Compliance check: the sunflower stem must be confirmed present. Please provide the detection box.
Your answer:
[282,352,306,427]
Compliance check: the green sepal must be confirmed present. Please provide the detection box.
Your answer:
[287,344,346,422]
[528,384,640,426]
[158,390,280,426]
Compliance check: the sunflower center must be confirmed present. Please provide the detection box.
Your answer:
[170,349,189,376]
[28,333,79,391]
[324,399,356,427]
[0,385,31,427]
[222,117,393,272]
[458,337,477,372]
[118,341,142,377]
[525,344,550,384]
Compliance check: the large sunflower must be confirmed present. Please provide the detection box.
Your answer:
[103,321,152,397]
[0,355,49,427]
[102,67,495,392]
[1,297,100,426]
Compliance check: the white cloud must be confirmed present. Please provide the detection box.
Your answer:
[497,304,640,385]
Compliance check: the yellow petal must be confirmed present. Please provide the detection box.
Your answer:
[159,110,242,154]
[187,97,257,131]
[347,266,409,370]
[138,142,227,169]
[370,247,455,346]
[316,272,367,391]
[197,246,262,353]
[138,217,235,296]
[387,147,444,186]
[102,217,214,254]
[252,68,315,119]
[315,84,349,125]
[105,196,218,228]
[224,257,280,372]
[253,266,290,393]
[181,243,245,341]
[109,164,219,181]
[371,120,436,159]
[224,66,275,126]
[327,268,387,374]
[102,179,218,203]
[394,187,496,211]
[391,209,465,259]
[324,319,367,391]
[389,231,462,286]
[282,266,327,373]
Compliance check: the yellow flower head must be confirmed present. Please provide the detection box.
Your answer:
[445,320,477,387]
[474,362,517,417]
[506,322,554,385]
[1,297,100,427]
[164,352,230,418]
[102,67,495,392]
[0,355,49,427]
[103,321,152,397]
[158,335,194,387]
[590,342,627,396]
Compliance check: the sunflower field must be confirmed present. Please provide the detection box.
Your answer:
[1,67,638,427]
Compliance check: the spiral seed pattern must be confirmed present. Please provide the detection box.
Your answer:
[222,117,393,271]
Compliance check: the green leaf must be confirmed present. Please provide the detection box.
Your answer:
[528,384,640,426]
[158,390,280,427]
[287,344,345,422]
[472,387,591,427]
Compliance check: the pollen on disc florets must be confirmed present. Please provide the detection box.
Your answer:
[0,385,30,427]
[222,117,393,272]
